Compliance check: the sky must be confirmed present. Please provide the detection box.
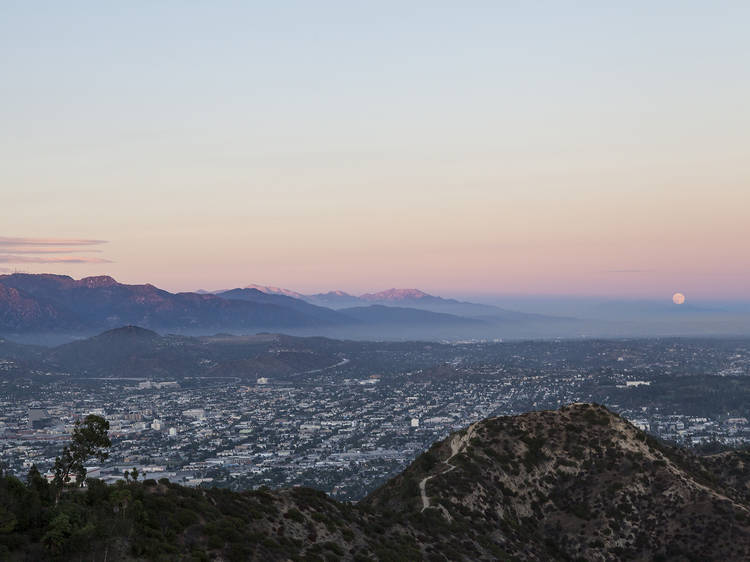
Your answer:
[2,1,749,300]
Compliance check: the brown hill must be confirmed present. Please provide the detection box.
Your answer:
[362,403,750,560]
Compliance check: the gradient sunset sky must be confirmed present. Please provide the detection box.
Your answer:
[2,2,748,300]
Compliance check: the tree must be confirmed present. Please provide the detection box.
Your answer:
[131,467,139,482]
[0,504,16,534]
[42,512,72,553]
[26,464,44,488]
[53,415,111,495]
[26,463,50,502]
[109,487,132,516]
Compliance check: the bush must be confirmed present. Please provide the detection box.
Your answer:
[284,508,305,523]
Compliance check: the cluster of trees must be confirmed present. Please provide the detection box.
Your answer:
[0,414,315,560]
[0,414,148,558]
[0,415,113,557]
[0,463,200,559]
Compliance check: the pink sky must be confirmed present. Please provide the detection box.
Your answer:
[2,3,749,300]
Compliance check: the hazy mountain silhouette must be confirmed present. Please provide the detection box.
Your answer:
[0,274,343,334]
[340,304,484,327]
[216,288,350,325]
[44,328,340,378]
[0,275,558,340]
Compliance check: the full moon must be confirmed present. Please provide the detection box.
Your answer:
[672,292,686,305]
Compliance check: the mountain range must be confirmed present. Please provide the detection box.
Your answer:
[0,274,344,334]
[245,284,528,318]
[4,403,750,559]
[6,274,745,342]
[0,274,563,341]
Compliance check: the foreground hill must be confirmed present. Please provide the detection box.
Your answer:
[3,404,750,560]
[365,403,750,560]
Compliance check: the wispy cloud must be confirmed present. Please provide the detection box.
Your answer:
[0,237,106,247]
[0,247,103,254]
[0,255,112,264]
[0,237,110,267]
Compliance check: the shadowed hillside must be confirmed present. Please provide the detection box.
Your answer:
[43,328,341,379]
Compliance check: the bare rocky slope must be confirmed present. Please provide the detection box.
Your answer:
[363,403,750,560]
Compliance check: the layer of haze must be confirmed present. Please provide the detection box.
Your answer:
[2,2,749,300]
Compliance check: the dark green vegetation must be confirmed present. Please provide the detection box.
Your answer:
[0,466,417,561]
[4,404,750,560]
[0,328,345,379]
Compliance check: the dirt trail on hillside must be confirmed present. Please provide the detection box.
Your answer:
[420,422,478,512]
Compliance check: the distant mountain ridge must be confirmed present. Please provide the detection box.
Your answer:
[340,305,484,326]
[360,288,436,302]
[305,290,363,308]
[1,274,528,338]
[244,284,554,321]
[201,282,553,318]
[215,288,348,325]
[0,274,346,334]
[307,286,465,308]
[243,284,307,300]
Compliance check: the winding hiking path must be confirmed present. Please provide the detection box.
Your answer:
[420,422,478,513]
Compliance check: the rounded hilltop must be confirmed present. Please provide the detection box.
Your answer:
[363,403,750,561]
